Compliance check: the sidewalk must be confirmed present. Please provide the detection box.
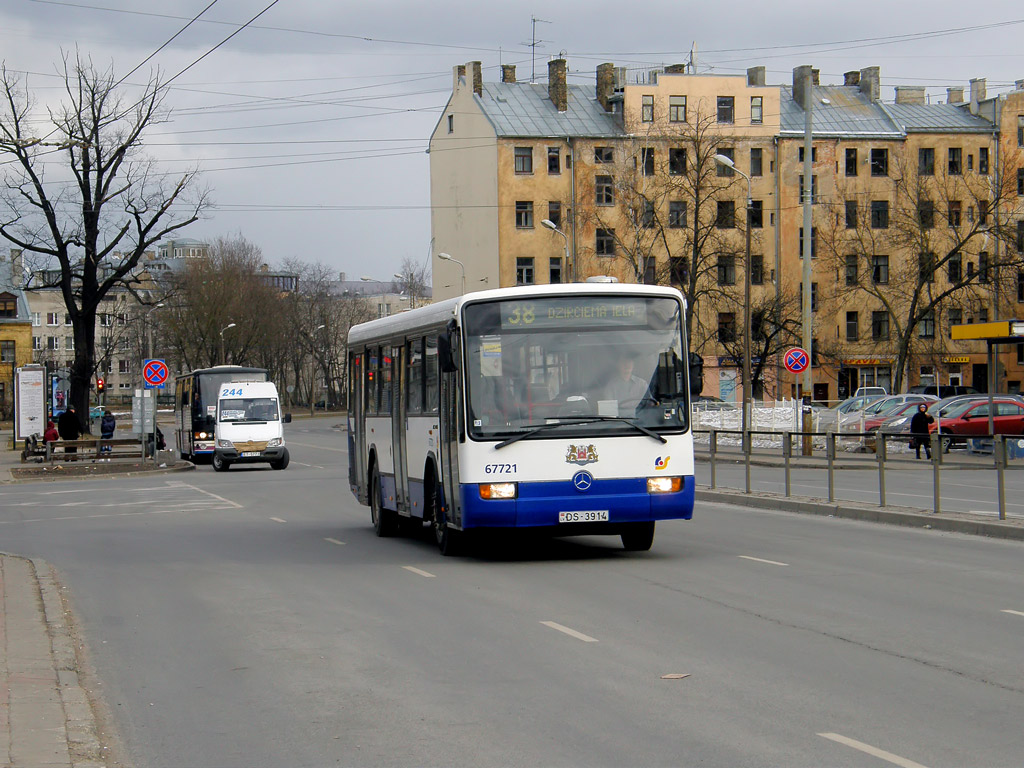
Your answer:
[1,553,108,768]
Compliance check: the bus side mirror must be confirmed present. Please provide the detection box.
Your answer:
[438,321,459,373]
[688,352,704,397]
[283,413,292,424]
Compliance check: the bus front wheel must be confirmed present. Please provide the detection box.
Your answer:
[212,453,230,472]
[428,479,461,556]
[621,522,655,552]
[370,467,398,537]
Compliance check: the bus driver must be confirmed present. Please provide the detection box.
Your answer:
[602,352,650,415]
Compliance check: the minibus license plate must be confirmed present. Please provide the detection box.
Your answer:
[241,451,260,457]
[558,510,609,523]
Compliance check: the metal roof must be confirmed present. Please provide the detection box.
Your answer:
[884,102,994,133]
[477,82,624,139]
[780,85,902,138]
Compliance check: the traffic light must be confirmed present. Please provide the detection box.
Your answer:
[96,377,105,393]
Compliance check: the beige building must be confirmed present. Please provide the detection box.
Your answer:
[430,60,1024,401]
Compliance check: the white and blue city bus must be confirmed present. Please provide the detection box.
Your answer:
[347,281,698,555]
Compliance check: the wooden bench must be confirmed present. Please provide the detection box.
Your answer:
[45,437,146,463]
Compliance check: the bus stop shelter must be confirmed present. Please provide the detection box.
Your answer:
[950,319,1024,436]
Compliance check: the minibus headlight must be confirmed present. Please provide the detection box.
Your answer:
[267,438,283,448]
[196,431,208,440]
[216,439,233,449]
[479,482,517,500]
[647,476,682,494]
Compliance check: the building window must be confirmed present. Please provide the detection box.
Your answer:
[749,200,763,228]
[750,254,764,285]
[669,95,686,122]
[799,175,817,202]
[0,340,13,363]
[845,254,859,286]
[872,254,889,284]
[118,359,131,374]
[515,257,535,285]
[798,146,817,163]
[669,148,687,175]
[596,175,614,206]
[717,255,736,285]
[799,227,817,258]
[31,312,40,326]
[515,201,534,228]
[845,201,858,229]
[799,282,819,312]
[717,147,735,177]
[547,201,561,229]
[870,148,888,176]
[948,308,962,336]
[919,310,936,338]
[596,229,615,256]
[643,256,657,285]
[1018,272,1024,302]
[718,312,736,343]
[1019,115,1024,147]
[717,96,735,123]
[32,336,41,351]
[846,311,859,341]
[594,146,613,164]
[979,308,989,324]
[919,200,935,229]
[870,200,889,229]
[949,253,962,283]
[641,94,654,122]
[64,336,74,351]
[716,200,736,229]
[750,148,763,177]
[1019,220,1024,253]
[670,256,689,286]
[641,200,656,228]
[47,312,59,326]
[549,257,562,284]
[1018,168,1024,196]
[514,146,533,174]
[845,148,858,177]
[918,147,935,176]
[547,147,560,174]
[0,294,16,318]
[750,96,763,124]
[980,146,989,174]
[668,201,687,228]
[948,201,962,228]
[871,311,890,340]
[979,252,990,283]
[919,252,936,283]
[64,313,73,326]
[948,147,962,175]
[641,147,655,176]
[447,115,454,133]
[47,336,59,351]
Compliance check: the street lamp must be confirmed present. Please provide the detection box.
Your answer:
[311,323,326,416]
[145,302,164,361]
[438,252,465,295]
[714,153,753,444]
[219,322,236,364]
[541,219,571,282]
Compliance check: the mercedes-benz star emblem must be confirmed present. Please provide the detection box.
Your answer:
[572,470,593,492]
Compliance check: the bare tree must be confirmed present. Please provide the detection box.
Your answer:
[393,256,430,309]
[0,53,209,429]
[718,290,803,398]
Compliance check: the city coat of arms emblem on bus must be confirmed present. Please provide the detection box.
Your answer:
[566,444,598,465]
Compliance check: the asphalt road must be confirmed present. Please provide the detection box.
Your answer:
[2,418,1023,767]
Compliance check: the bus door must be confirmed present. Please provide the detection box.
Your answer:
[349,352,366,498]
[390,344,409,513]
[439,335,463,526]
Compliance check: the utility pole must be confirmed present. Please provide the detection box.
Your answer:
[798,65,815,454]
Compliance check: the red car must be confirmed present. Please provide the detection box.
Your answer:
[928,398,1024,437]
[863,400,921,433]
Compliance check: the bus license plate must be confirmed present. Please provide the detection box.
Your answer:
[241,451,260,457]
[558,510,609,523]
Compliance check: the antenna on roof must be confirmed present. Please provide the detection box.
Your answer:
[521,15,551,84]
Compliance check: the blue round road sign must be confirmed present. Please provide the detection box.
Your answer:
[784,347,809,374]
[143,359,169,388]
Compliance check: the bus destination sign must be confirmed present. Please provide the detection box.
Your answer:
[500,298,649,330]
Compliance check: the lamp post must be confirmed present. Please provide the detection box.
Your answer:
[219,322,236,364]
[541,219,571,282]
[714,153,753,443]
[438,252,465,295]
[145,302,165,362]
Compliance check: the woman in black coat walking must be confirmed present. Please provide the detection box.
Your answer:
[909,403,935,459]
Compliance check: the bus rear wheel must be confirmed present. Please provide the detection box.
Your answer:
[621,522,655,552]
[370,467,398,537]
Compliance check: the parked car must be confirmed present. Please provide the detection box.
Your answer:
[907,384,979,398]
[854,386,888,397]
[863,400,933,450]
[839,393,936,428]
[929,398,1024,438]
[693,395,737,411]
[818,394,887,431]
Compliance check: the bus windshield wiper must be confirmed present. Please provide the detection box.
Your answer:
[494,416,667,450]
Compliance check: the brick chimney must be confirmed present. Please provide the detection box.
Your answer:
[970,78,986,113]
[470,61,482,97]
[793,65,813,110]
[811,69,820,86]
[947,86,965,104]
[596,63,615,112]
[501,64,516,83]
[665,63,687,75]
[548,58,567,112]
[747,66,765,87]
[895,86,926,105]
[844,71,860,87]
[859,66,880,101]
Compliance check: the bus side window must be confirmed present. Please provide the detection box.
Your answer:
[407,338,423,414]
[425,337,439,414]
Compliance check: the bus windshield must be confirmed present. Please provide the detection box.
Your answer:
[462,295,689,441]
[219,397,279,423]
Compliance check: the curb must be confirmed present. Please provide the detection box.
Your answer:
[696,488,1024,541]
[2,460,195,485]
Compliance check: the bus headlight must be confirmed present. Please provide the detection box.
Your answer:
[196,431,209,440]
[216,439,233,449]
[647,476,682,494]
[267,438,283,447]
[479,482,517,500]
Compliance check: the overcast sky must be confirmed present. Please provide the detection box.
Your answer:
[3,0,1024,283]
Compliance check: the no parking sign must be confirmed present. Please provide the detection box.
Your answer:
[143,359,169,389]
[784,348,809,374]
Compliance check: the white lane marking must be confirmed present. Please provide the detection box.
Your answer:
[324,538,345,546]
[818,733,930,768]
[284,440,346,453]
[402,566,436,578]
[738,555,789,567]
[0,508,235,524]
[1001,609,1024,618]
[181,483,243,509]
[270,517,287,523]
[540,621,599,643]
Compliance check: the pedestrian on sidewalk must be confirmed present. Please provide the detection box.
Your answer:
[910,403,934,460]
[100,409,116,457]
[57,404,80,459]
[43,419,59,445]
